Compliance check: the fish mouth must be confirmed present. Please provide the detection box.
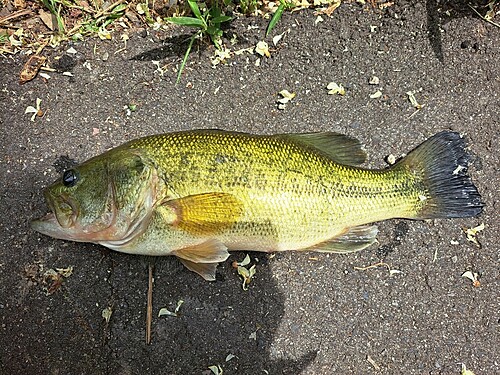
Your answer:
[31,211,73,240]
[31,193,81,241]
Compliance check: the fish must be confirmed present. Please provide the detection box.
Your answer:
[31,130,483,280]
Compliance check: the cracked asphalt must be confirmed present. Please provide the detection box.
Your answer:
[1,1,499,374]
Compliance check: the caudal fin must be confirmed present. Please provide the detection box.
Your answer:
[399,131,483,219]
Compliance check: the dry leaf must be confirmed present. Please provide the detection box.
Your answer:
[464,223,484,248]
[461,271,480,287]
[406,90,423,109]
[461,363,476,375]
[255,41,270,57]
[370,90,382,99]
[39,10,56,30]
[326,82,345,95]
[102,306,113,323]
[20,55,47,84]
[208,365,223,375]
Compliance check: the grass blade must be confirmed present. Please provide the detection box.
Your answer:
[187,0,203,20]
[166,16,205,28]
[176,32,198,84]
[266,2,285,37]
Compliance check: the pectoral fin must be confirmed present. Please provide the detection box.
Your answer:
[311,225,378,253]
[173,239,230,281]
[164,192,243,236]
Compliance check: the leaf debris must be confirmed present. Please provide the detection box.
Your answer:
[208,364,223,375]
[255,41,270,57]
[43,266,73,295]
[326,81,345,96]
[158,299,184,317]
[234,254,257,290]
[20,55,46,84]
[366,354,381,371]
[461,271,480,288]
[354,261,401,276]
[461,363,476,375]
[463,223,484,248]
[102,306,113,323]
[406,90,423,109]
[276,89,296,109]
[25,98,43,122]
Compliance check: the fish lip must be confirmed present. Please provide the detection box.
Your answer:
[43,189,79,229]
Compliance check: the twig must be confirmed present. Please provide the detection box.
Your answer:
[146,263,154,344]
[0,9,33,25]
[468,4,500,29]
[354,261,392,272]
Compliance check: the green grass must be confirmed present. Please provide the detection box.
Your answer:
[165,0,232,83]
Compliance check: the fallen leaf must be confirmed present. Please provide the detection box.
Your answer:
[370,90,382,99]
[255,41,270,57]
[369,75,380,85]
[158,299,184,317]
[464,223,484,248]
[406,90,423,109]
[208,365,223,375]
[211,48,231,66]
[225,354,235,362]
[39,10,56,30]
[102,306,113,323]
[326,81,345,95]
[461,363,476,375]
[25,98,42,121]
[461,271,480,287]
[43,266,73,295]
[19,55,47,84]
[272,30,288,46]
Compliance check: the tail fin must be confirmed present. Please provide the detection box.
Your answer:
[399,131,483,219]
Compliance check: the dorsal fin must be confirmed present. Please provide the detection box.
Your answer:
[279,132,367,166]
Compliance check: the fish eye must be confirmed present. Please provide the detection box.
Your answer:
[62,169,79,187]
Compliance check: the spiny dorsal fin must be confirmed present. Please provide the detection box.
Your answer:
[164,192,243,236]
[310,225,378,253]
[279,132,367,166]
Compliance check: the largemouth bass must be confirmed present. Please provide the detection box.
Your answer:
[32,130,483,280]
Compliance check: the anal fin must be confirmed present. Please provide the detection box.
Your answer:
[310,225,378,253]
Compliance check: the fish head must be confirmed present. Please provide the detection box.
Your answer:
[31,149,159,243]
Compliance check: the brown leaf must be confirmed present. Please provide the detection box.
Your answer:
[14,0,26,9]
[19,55,46,84]
[39,10,56,31]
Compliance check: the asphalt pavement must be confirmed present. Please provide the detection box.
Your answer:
[0,1,499,374]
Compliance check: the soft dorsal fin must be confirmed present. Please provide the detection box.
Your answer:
[279,132,367,166]
[309,225,378,253]
[164,192,243,236]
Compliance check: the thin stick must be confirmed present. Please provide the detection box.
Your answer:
[146,263,154,344]
[468,4,500,29]
[0,9,32,25]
